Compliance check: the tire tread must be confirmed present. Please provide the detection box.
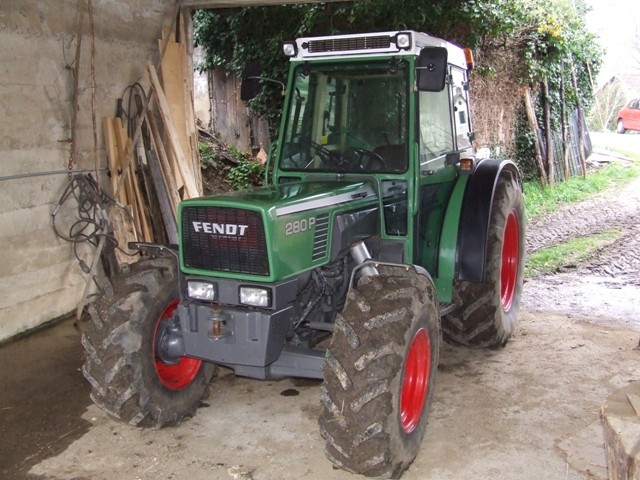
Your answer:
[441,175,525,348]
[81,258,212,428]
[319,267,439,478]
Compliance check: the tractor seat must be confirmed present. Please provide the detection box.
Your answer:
[372,144,407,172]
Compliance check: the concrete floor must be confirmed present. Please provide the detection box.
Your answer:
[2,307,640,480]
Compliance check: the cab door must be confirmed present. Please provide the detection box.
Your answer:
[414,66,457,272]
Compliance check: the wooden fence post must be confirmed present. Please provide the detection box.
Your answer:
[542,78,555,186]
[570,63,588,178]
[524,87,548,187]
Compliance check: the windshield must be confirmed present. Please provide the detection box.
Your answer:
[279,60,409,174]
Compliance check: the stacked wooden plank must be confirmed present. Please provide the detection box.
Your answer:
[102,13,202,265]
[154,22,202,198]
[103,116,151,265]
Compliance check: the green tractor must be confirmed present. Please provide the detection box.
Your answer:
[82,31,525,478]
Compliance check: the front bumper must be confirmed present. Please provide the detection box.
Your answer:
[177,301,293,369]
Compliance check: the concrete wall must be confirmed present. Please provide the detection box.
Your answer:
[0,0,174,342]
[0,0,330,342]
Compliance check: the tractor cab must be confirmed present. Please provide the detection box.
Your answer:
[273,31,474,182]
[260,31,477,292]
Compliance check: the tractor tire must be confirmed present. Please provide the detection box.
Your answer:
[442,174,525,348]
[81,258,215,428]
[319,266,440,478]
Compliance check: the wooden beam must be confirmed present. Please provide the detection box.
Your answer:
[147,149,179,244]
[109,207,139,266]
[160,39,193,185]
[113,119,143,237]
[181,0,346,8]
[103,117,126,204]
[147,64,200,199]
[146,112,181,210]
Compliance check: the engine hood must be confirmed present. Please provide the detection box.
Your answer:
[178,181,380,281]
[181,180,377,216]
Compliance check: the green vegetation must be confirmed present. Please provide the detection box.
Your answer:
[226,160,265,190]
[194,0,601,150]
[523,161,640,220]
[525,229,621,276]
[199,142,216,167]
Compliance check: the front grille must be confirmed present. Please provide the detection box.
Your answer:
[307,35,391,54]
[182,206,269,276]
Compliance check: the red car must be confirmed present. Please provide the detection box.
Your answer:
[617,99,640,133]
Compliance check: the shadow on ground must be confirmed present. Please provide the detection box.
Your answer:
[0,317,91,479]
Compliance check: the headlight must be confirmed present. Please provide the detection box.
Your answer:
[396,32,412,50]
[239,286,270,307]
[283,41,298,57]
[187,281,216,302]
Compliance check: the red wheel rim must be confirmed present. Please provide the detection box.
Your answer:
[501,210,520,312]
[153,299,201,391]
[400,328,431,434]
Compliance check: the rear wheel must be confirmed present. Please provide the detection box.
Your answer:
[442,174,525,348]
[81,258,215,427]
[319,266,439,478]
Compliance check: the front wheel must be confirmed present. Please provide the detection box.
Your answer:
[442,174,525,348]
[81,258,215,427]
[319,266,440,478]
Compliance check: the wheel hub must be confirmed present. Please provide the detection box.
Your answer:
[501,210,520,311]
[153,299,202,391]
[400,328,431,434]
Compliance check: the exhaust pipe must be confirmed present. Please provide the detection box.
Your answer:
[349,241,379,277]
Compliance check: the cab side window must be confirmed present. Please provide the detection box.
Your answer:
[450,67,472,150]
[418,86,453,161]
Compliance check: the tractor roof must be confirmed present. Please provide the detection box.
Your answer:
[287,30,467,69]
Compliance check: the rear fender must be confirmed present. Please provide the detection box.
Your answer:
[456,159,521,283]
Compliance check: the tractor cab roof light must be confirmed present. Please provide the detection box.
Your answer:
[395,32,412,50]
[283,41,297,57]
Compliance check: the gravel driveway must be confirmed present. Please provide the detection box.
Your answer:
[523,151,640,329]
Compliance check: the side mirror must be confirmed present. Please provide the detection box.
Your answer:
[445,151,461,165]
[240,60,262,101]
[417,47,448,92]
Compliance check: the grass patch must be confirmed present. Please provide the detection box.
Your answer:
[525,229,621,277]
[523,161,640,221]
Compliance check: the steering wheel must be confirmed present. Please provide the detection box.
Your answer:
[301,137,350,167]
[353,147,386,171]
[308,140,336,164]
